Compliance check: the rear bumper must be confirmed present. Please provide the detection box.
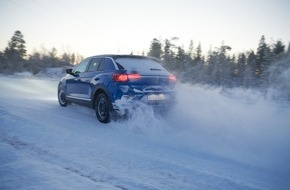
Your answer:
[112,92,176,115]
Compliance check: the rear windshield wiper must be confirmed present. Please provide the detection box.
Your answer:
[150,68,162,71]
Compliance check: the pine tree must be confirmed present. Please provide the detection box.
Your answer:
[187,40,194,59]
[4,30,27,60]
[237,53,246,72]
[256,35,272,73]
[235,53,246,86]
[241,51,256,88]
[176,46,187,71]
[0,51,7,72]
[4,30,27,72]
[256,35,273,89]
[147,38,163,59]
[195,42,202,61]
[163,39,176,70]
[208,43,232,87]
[191,43,205,84]
[256,35,266,65]
[27,51,42,75]
[164,39,171,57]
[272,40,285,56]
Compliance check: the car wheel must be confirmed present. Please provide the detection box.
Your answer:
[58,89,67,107]
[95,93,111,123]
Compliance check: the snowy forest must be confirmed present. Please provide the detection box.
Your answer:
[1,30,290,100]
[0,30,82,75]
[148,37,290,90]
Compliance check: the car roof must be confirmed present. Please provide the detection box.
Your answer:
[88,54,159,61]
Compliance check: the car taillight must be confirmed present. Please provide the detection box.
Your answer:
[128,74,141,80]
[114,74,141,82]
[114,74,128,82]
[169,74,176,82]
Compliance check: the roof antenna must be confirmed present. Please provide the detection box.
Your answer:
[130,51,133,55]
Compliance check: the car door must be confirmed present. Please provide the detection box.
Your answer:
[80,57,117,101]
[79,57,102,100]
[66,58,91,98]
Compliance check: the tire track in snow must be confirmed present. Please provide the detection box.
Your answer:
[0,135,129,190]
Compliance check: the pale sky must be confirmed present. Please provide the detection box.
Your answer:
[0,0,290,57]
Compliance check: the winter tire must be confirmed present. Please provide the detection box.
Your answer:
[58,89,68,107]
[95,93,111,123]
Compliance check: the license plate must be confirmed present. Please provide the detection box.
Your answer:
[148,94,166,101]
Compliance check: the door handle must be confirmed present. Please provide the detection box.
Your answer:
[95,77,100,81]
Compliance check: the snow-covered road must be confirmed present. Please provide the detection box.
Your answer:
[0,76,289,190]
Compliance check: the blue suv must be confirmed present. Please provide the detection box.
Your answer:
[58,55,176,123]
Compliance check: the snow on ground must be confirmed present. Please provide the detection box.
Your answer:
[0,75,289,190]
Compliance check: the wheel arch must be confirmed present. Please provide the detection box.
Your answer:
[58,81,66,92]
[92,86,113,110]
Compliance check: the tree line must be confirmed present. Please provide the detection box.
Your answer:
[0,30,83,74]
[148,37,290,95]
[1,30,289,100]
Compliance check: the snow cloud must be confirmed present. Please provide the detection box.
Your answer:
[115,82,290,172]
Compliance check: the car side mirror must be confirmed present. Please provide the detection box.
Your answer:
[66,68,79,77]
[66,68,73,74]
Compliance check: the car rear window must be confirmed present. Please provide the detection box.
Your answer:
[115,58,165,71]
